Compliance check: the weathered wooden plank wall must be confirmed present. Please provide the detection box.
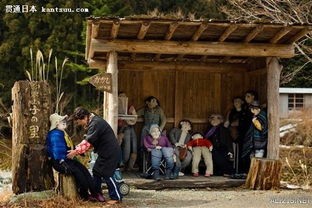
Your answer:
[118,64,265,135]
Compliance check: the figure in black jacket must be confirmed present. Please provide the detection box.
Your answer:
[67,107,122,205]
[205,114,234,176]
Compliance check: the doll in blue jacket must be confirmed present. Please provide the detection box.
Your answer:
[46,113,103,202]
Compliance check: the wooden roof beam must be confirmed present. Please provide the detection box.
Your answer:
[192,23,208,41]
[176,23,208,60]
[90,39,294,58]
[137,21,151,40]
[287,28,311,43]
[270,27,292,44]
[218,25,238,42]
[244,25,264,43]
[88,59,248,73]
[110,20,120,39]
[154,22,179,60]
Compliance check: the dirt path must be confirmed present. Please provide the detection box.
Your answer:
[111,188,312,208]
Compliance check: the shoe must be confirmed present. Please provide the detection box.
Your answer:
[165,169,172,180]
[153,169,161,181]
[204,173,211,177]
[178,172,184,177]
[107,200,120,205]
[193,172,199,177]
[94,193,105,202]
[87,195,98,202]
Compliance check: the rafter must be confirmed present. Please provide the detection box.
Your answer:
[244,25,264,43]
[110,20,120,39]
[219,25,238,42]
[287,28,311,43]
[270,27,292,44]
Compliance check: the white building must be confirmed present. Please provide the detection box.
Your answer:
[279,88,312,118]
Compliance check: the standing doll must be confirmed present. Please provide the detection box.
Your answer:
[117,92,138,171]
[242,101,268,170]
[169,119,193,178]
[187,133,213,177]
[224,97,244,173]
[205,114,234,176]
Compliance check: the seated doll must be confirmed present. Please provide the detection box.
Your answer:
[187,132,213,177]
[242,101,268,168]
[169,119,193,178]
[46,113,103,201]
[205,114,234,176]
[143,124,174,181]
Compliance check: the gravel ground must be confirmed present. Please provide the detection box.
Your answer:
[116,188,312,208]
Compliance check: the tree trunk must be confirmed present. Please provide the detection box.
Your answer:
[245,157,282,190]
[12,81,54,194]
[58,173,79,200]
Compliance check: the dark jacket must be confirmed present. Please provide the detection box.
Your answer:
[205,125,233,153]
[169,127,192,145]
[86,116,121,178]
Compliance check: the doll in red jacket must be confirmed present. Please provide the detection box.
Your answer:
[187,132,213,177]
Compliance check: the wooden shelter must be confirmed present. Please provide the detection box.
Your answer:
[85,17,311,189]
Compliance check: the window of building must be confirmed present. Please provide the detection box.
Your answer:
[288,93,304,110]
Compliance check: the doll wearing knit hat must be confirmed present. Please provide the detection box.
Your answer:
[143,124,174,181]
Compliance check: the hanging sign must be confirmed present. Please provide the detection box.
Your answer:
[89,72,112,93]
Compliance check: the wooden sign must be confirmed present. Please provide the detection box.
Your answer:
[89,72,112,93]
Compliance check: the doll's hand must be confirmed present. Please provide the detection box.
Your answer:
[188,146,192,151]
[252,117,257,122]
[227,152,234,159]
[156,146,162,150]
[175,143,180,147]
[224,121,230,128]
[209,146,213,151]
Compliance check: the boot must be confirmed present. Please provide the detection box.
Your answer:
[173,166,181,179]
[128,153,138,171]
[153,169,161,181]
[165,169,173,180]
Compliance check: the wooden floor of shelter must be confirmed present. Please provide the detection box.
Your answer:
[123,172,245,190]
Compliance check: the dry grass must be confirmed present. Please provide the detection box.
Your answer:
[280,109,312,147]
[0,138,11,170]
[280,147,312,189]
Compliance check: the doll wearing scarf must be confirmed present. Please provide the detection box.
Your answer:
[205,114,234,176]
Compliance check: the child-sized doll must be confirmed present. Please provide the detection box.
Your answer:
[187,132,213,177]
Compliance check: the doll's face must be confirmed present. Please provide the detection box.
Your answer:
[150,127,161,139]
[181,121,191,131]
[209,115,222,126]
[57,120,67,131]
[147,98,158,109]
[245,93,255,104]
[192,133,202,140]
[233,98,243,109]
[251,107,261,116]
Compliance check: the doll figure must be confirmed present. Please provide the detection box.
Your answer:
[187,133,213,177]
[205,114,234,176]
[169,119,193,178]
[117,92,138,171]
[137,96,167,145]
[46,113,102,201]
[242,101,268,169]
[143,124,174,181]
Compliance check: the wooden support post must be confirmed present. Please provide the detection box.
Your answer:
[245,57,282,190]
[11,81,54,194]
[106,52,118,136]
[266,57,282,160]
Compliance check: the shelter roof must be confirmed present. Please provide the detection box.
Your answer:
[86,17,312,64]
